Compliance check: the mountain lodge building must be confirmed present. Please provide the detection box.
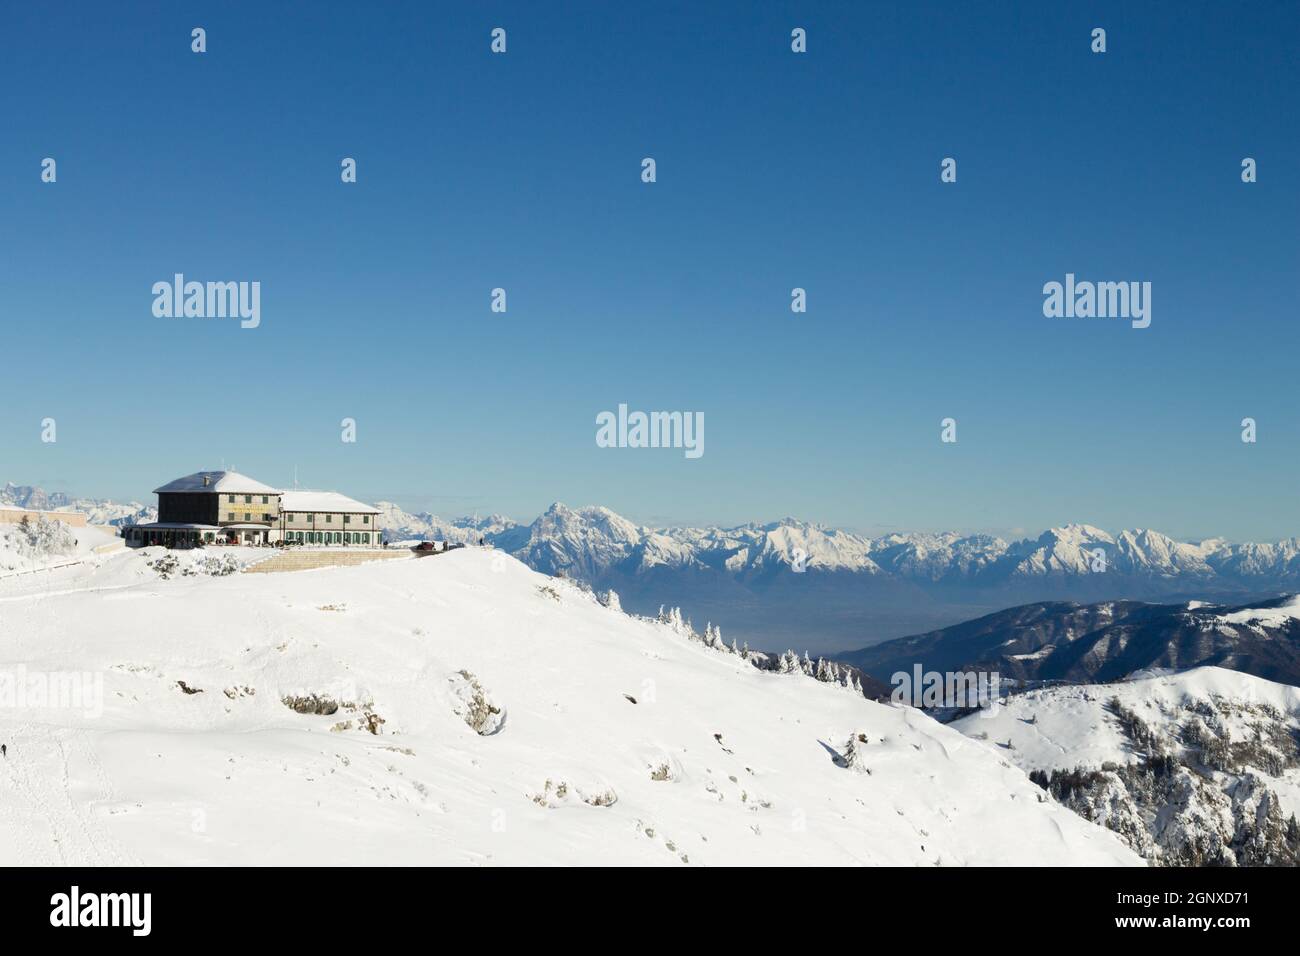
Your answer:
[126,470,381,548]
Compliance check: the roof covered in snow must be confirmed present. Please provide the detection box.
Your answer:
[153,471,283,495]
[280,491,380,515]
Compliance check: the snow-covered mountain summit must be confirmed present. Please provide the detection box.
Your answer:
[421,504,1300,590]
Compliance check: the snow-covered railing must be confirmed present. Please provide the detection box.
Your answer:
[0,559,88,580]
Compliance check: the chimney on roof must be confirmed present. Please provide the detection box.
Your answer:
[202,475,211,487]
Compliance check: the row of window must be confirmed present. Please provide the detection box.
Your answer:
[283,513,371,524]
[286,531,371,544]
[216,494,373,526]
[128,528,372,546]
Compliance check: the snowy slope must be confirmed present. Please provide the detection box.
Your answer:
[0,548,1139,866]
[952,669,1300,865]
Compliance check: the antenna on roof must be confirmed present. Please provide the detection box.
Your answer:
[294,465,299,490]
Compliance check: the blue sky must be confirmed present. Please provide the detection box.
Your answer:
[2,1,1297,540]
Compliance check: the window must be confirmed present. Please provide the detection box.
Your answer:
[228,494,235,503]
[344,533,352,543]
[363,516,370,524]
[244,513,251,522]
[306,514,314,523]
[343,515,351,524]
[244,495,251,504]
[227,512,234,521]
[361,533,369,544]
[261,496,268,504]
[326,514,332,523]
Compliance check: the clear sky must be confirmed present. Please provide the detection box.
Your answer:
[2,1,1297,540]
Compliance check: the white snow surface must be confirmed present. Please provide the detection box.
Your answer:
[152,470,282,495]
[280,490,379,514]
[0,548,1140,866]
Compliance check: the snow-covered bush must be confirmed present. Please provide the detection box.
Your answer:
[530,778,617,809]
[147,554,181,579]
[1,514,77,568]
[148,550,247,579]
[842,732,872,774]
[192,553,240,576]
[282,693,343,715]
[448,669,505,735]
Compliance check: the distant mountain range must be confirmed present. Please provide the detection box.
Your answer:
[11,481,1300,654]
[377,502,1300,652]
[0,482,155,528]
[842,594,1300,687]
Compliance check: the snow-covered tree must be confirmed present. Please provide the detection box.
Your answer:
[843,732,871,774]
